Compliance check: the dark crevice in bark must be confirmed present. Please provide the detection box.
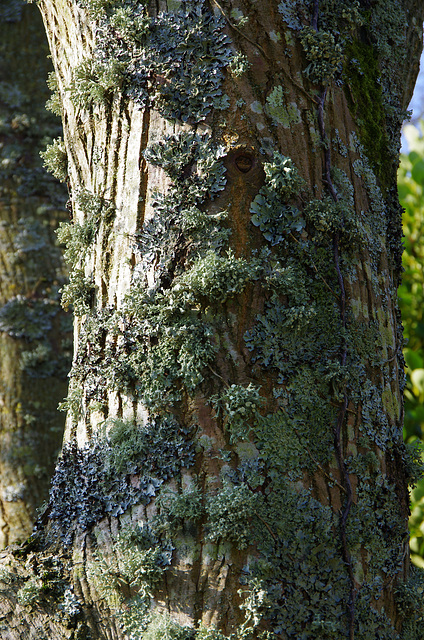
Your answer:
[137,108,151,231]
[313,5,356,633]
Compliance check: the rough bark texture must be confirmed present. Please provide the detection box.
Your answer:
[0,0,70,549]
[1,0,424,639]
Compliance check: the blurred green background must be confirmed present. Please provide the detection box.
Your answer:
[398,122,424,567]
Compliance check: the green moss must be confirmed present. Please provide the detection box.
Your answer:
[343,41,390,190]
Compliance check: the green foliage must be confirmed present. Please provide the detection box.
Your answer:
[397,123,424,570]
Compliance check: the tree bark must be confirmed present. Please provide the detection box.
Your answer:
[1,0,424,638]
[0,0,70,548]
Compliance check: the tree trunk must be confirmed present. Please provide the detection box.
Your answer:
[1,0,424,638]
[0,0,70,549]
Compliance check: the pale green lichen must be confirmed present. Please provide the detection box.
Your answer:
[40,137,67,182]
[210,383,263,444]
[17,577,43,607]
[250,101,263,114]
[228,52,251,77]
[299,26,344,85]
[265,86,301,127]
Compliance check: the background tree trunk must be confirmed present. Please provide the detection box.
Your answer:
[1,1,424,638]
[0,0,70,549]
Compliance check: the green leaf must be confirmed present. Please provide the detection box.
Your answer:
[411,158,424,184]
[405,348,424,371]
[411,368,424,394]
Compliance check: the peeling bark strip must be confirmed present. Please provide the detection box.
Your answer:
[1,0,424,638]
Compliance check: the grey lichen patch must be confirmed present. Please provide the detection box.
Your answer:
[228,52,251,77]
[141,611,194,640]
[250,153,306,244]
[250,101,263,114]
[177,250,259,304]
[0,296,60,341]
[60,130,261,417]
[68,57,125,111]
[43,417,195,544]
[154,486,203,538]
[86,523,173,637]
[45,71,61,117]
[72,0,235,122]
